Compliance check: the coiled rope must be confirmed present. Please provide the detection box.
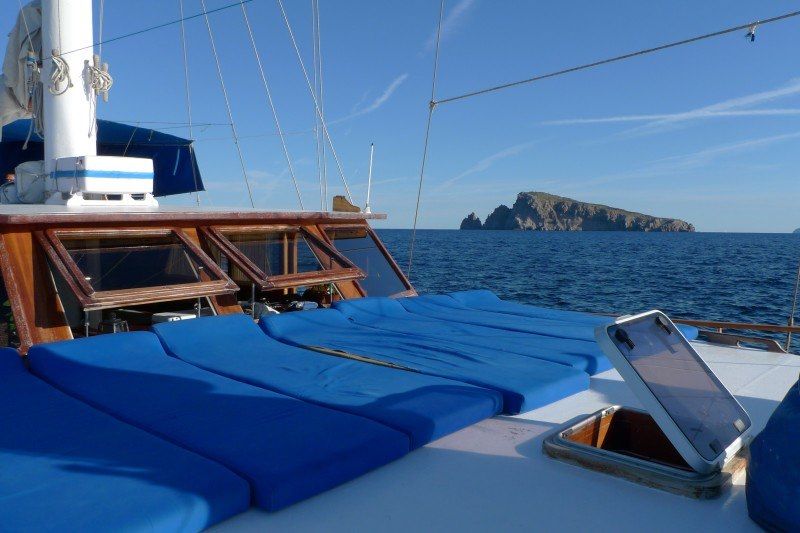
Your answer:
[48,53,72,95]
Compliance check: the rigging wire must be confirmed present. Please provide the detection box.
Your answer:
[177,0,201,206]
[311,0,325,210]
[435,10,800,106]
[199,0,255,208]
[407,0,445,279]
[238,0,305,209]
[311,0,320,207]
[43,0,256,61]
[315,0,329,210]
[276,0,354,203]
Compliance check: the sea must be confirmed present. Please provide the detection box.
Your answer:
[377,229,800,353]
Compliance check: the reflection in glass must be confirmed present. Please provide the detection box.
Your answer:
[223,231,325,279]
[62,234,202,291]
[609,319,750,461]
[326,228,407,297]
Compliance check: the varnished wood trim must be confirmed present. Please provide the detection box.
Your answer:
[0,209,386,226]
[38,227,238,311]
[200,225,366,290]
[1,232,72,352]
[319,223,417,297]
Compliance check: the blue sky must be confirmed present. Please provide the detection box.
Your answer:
[4,1,800,231]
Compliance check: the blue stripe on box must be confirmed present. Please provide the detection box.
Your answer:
[51,170,153,180]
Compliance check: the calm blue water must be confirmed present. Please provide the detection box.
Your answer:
[377,230,800,352]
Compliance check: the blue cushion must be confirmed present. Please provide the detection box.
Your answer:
[335,297,611,375]
[27,333,409,511]
[0,348,248,532]
[152,314,502,449]
[449,290,700,340]
[260,309,589,414]
[747,380,800,531]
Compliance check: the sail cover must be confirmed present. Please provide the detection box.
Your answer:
[0,119,205,196]
[1,0,41,129]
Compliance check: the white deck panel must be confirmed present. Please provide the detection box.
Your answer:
[214,342,800,533]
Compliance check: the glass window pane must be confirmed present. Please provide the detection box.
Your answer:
[223,231,324,277]
[61,234,203,291]
[608,319,751,461]
[326,228,407,297]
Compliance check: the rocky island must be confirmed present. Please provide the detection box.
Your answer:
[460,192,694,232]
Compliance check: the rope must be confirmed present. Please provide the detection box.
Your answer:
[48,53,72,95]
[435,10,800,106]
[199,0,255,208]
[177,0,200,206]
[407,0,445,278]
[16,0,41,142]
[276,0,354,203]
[16,0,34,52]
[239,1,305,209]
[87,63,113,96]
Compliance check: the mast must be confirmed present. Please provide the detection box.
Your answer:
[41,0,97,175]
[365,142,374,214]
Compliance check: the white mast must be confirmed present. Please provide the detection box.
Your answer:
[365,142,374,214]
[41,0,97,175]
[33,0,157,207]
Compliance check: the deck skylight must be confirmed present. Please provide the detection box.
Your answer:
[37,228,236,311]
[324,226,412,297]
[200,225,364,290]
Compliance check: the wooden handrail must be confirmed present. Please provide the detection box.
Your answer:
[671,318,800,335]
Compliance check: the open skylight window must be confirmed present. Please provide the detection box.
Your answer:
[200,225,364,290]
[323,225,413,297]
[37,228,237,311]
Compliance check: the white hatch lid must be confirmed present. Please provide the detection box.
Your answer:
[595,310,752,473]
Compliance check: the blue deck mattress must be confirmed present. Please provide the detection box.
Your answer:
[0,348,249,532]
[27,333,409,512]
[152,314,502,449]
[260,309,589,414]
[334,297,611,375]
[448,290,700,340]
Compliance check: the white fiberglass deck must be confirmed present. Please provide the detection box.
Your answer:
[214,341,799,533]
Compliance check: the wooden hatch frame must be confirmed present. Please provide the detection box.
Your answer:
[320,224,416,298]
[0,208,392,352]
[199,224,366,290]
[36,227,239,311]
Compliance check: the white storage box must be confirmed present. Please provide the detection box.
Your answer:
[50,155,154,195]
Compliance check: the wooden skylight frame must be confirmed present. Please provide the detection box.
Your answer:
[36,227,238,311]
[199,224,365,290]
[320,224,416,298]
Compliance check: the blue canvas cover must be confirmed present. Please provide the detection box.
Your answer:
[260,309,589,414]
[747,380,800,531]
[448,290,700,340]
[152,314,502,449]
[27,332,409,512]
[0,348,248,532]
[335,297,611,375]
[0,119,203,196]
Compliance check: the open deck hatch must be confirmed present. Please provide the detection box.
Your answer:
[545,310,752,498]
